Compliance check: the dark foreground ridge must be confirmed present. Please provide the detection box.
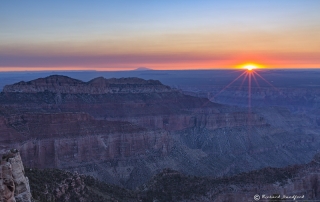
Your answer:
[25,153,320,202]
[26,168,138,202]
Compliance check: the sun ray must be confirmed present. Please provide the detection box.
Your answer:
[247,71,253,150]
[248,72,252,108]
[203,70,248,107]
[253,71,279,91]
[238,72,248,91]
[204,64,277,150]
[226,72,250,104]
[239,73,248,90]
[213,71,247,98]
[253,71,296,107]
[251,72,261,89]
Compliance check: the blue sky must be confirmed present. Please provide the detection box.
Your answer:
[1,0,320,70]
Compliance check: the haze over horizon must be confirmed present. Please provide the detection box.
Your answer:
[1,0,320,71]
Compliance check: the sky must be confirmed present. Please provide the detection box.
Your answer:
[1,0,320,71]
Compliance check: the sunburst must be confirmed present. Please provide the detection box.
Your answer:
[206,62,273,149]
[238,63,263,71]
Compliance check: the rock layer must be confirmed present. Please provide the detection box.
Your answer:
[0,149,32,202]
[0,112,172,187]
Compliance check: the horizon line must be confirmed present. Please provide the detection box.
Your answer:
[1,67,320,73]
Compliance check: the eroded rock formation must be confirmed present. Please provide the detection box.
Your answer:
[3,75,172,94]
[0,149,32,202]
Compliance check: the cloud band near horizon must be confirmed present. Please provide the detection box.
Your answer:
[1,52,320,71]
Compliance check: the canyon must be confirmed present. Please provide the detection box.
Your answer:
[0,75,319,192]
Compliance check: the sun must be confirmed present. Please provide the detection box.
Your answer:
[244,64,257,71]
[237,63,263,71]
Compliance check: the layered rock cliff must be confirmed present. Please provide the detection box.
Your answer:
[3,75,172,94]
[0,149,32,202]
[0,112,172,188]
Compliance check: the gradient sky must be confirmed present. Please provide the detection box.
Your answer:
[1,0,320,71]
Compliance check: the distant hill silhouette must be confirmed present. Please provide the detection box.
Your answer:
[133,67,153,71]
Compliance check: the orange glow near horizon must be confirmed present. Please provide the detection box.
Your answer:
[1,60,320,72]
[236,63,264,71]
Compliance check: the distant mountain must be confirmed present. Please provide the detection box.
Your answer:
[133,67,153,71]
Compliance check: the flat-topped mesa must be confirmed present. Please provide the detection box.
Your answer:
[2,75,173,94]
